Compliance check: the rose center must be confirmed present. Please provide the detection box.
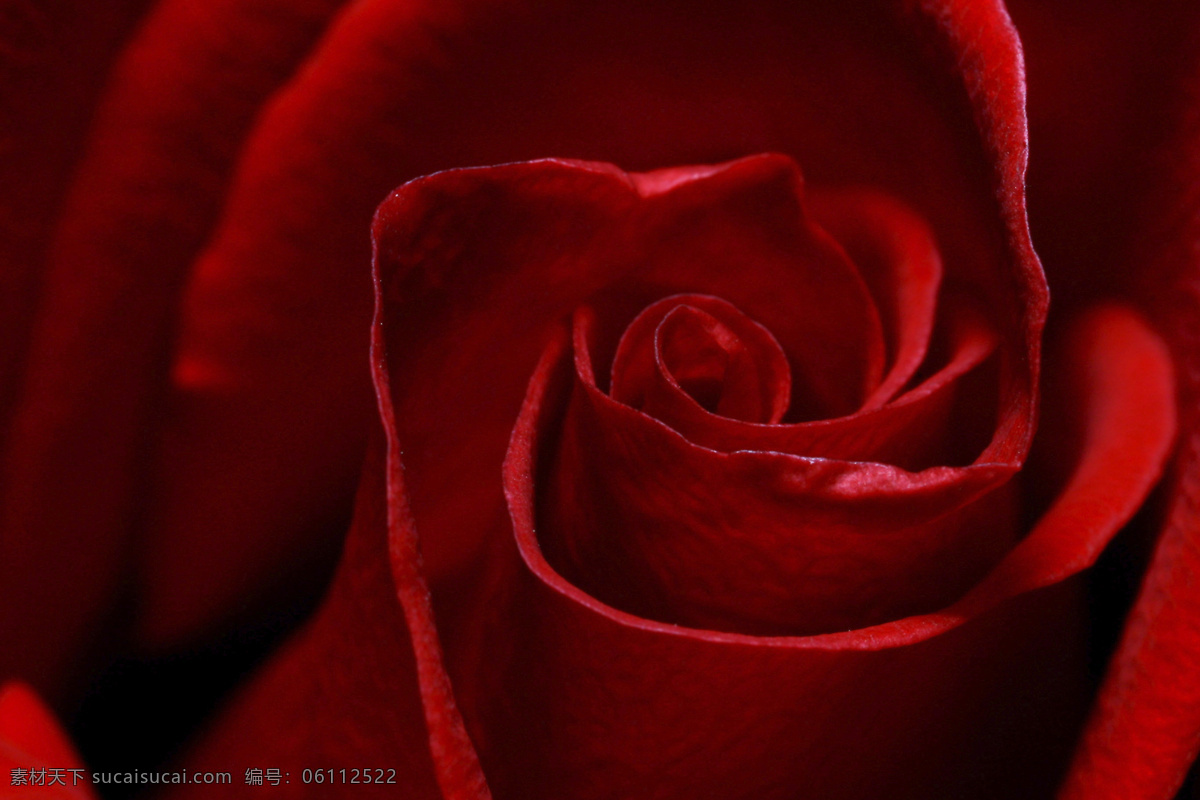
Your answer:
[609,294,791,425]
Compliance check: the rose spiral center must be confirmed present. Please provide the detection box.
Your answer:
[525,199,1018,635]
[610,294,792,426]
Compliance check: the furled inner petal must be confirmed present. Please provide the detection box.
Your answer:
[610,294,791,425]
[534,306,1017,636]
[808,189,944,410]
[620,297,999,470]
[573,157,889,422]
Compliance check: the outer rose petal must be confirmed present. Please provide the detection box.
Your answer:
[1005,0,1200,307]
[1058,31,1200,800]
[166,441,476,800]
[0,0,149,412]
[0,0,355,693]
[0,683,95,800]
[0,0,152,693]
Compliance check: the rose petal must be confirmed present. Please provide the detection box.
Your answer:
[0,0,155,694]
[0,682,94,800]
[1056,36,1200,796]
[133,0,461,648]
[1006,0,1200,305]
[0,0,149,417]
[0,0,358,687]
[577,158,889,419]
[948,306,1175,620]
[808,188,943,409]
[52,0,359,650]
[165,443,466,800]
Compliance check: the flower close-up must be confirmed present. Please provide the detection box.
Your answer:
[3,0,1200,799]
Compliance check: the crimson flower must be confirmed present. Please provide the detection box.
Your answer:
[2,1,1199,799]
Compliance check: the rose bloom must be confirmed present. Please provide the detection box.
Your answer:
[1,1,1200,799]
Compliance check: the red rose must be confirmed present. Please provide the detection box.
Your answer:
[0,0,1195,799]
